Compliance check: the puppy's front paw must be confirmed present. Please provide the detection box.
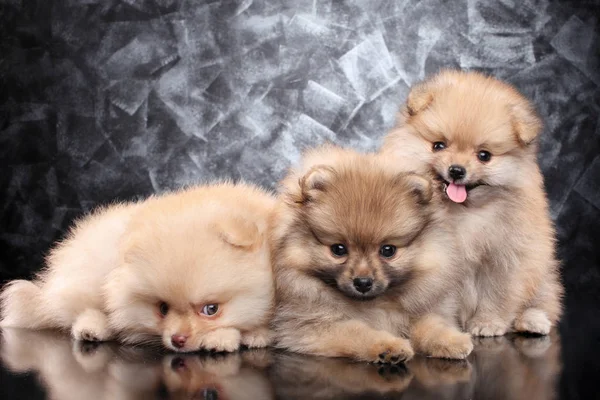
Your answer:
[422,331,473,360]
[367,337,414,364]
[202,329,241,352]
[72,309,111,342]
[513,308,551,335]
[467,318,508,337]
[241,328,271,349]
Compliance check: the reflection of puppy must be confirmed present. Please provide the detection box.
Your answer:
[1,328,273,400]
[271,353,413,399]
[271,145,472,363]
[471,333,561,400]
[408,357,472,387]
[1,328,116,399]
[406,356,474,399]
[382,70,563,336]
[1,182,275,352]
[107,350,274,400]
[161,352,274,400]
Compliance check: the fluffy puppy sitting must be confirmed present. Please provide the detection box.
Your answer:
[271,145,473,363]
[382,70,563,336]
[1,182,275,352]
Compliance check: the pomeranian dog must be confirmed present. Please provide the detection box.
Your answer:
[0,182,276,352]
[382,70,563,336]
[271,145,473,363]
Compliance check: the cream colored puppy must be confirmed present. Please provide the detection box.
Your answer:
[1,182,276,352]
[382,70,563,336]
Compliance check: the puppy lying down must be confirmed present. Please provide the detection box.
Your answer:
[271,145,473,363]
[1,182,276,353]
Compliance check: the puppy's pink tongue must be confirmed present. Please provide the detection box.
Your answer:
[446,183,467,203]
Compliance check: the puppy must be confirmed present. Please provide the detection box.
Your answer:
[271,145,473,363]
[382,70,563,336]
[0,182,276,352]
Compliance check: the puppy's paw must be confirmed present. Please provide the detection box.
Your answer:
[72,309,111,342]
[422,331,473,360]
[202,329,241,352]
[241,328,271,349]
[367,337,414,364]
[513,308,551,335]
[467,318,508,337]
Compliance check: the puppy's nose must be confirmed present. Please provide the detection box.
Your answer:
[353,277,373,293]
[448,165,466,180]
[171,334,188,348]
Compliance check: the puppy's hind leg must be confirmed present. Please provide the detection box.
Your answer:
[72,308,112,342]
[0,280,58,329]
[514,265,563,335]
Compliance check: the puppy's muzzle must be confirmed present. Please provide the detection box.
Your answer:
[353,277,374,293]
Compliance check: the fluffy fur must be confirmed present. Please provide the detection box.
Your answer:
[0,182,276,352]
[382,70,563,336]
[271,145,473,363]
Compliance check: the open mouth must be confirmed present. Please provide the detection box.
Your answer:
[436,175,484,204]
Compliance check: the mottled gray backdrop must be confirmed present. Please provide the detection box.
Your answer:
[1,0,599,377]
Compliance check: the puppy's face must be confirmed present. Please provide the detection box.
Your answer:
[384,70,542,204]
[105,209,272,352]
[284,155,433,300]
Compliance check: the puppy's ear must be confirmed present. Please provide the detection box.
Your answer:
[299,165,336,202]
[402,173,433,204]
[405,71,459,117]
[122,236,149,266]
[406,81,435,117]
[213,216,262,251]
[510,101,542,146]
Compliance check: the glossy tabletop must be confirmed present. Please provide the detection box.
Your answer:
[1,328,567,400]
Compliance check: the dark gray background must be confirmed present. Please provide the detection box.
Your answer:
[0,0,599,396]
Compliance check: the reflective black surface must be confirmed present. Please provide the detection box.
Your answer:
[0,328,568,400]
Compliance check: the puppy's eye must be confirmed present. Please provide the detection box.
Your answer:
[330,244,348,257]
[477,150,492,162]
[432,142,446,151]
[379,245,397,258]
[159,302,169,316]
[201,304,219,316]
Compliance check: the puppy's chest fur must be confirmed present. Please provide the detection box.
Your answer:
[445,195,540,320]
[445,199,526,268]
